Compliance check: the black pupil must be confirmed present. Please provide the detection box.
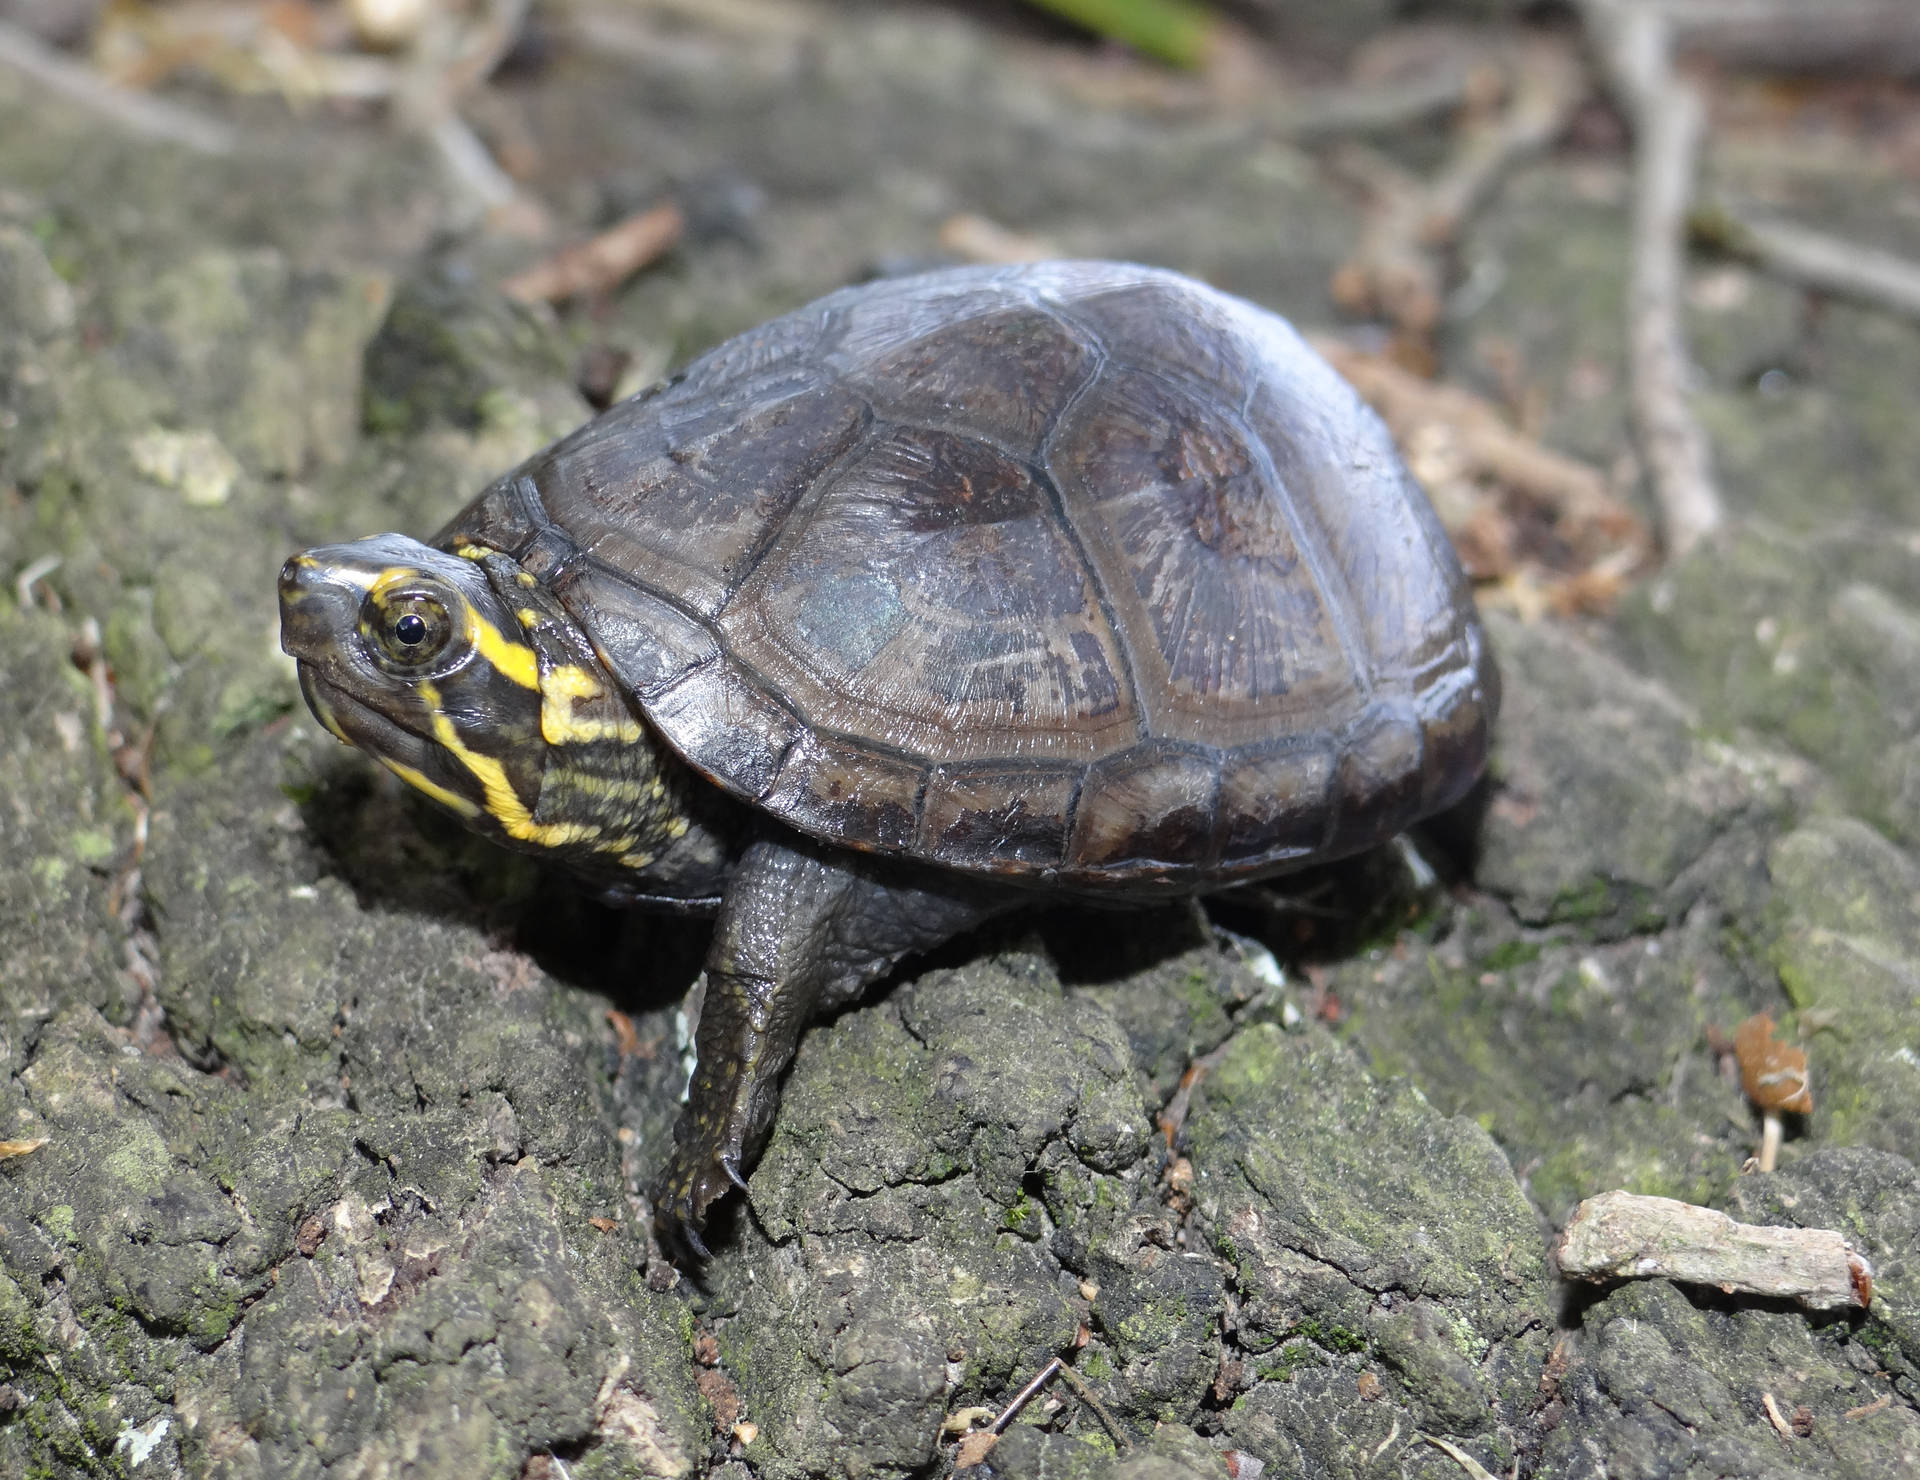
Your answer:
[394,613,428,646]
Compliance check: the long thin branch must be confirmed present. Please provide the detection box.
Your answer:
[0,19,235,155]
[1331,39,1587,360]
[1579,0,1725,559]
[1693,204,1920,325]
[1662,1,1920,76]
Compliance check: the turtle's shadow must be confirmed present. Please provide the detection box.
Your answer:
[293,750,1497,1009]
[294,748,708,1010]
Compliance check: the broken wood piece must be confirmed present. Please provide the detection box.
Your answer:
[1416,38,1586,249]
[1578,0,1726,560]
[502,202,687,304]
[1692,205,1920,326]
[1662,1,1920,77]
[1314,336,1652,607]
[0,18,237,154]
[1556,1189,1874,1311]
[937,213,1059,265]
[1329,38,1586,358]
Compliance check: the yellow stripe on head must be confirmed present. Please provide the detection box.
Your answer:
[379,754,482,819]
[416,679,602,849]
[466,606,540,691]
[304,685,353,746]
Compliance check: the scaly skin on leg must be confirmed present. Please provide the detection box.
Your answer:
[653,834,1016,1252]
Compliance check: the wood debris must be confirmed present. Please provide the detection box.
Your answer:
[1330,37,1587,369]
[1577,0,1726,559]
[1556,1189,1873,1311]
[502,202,686,305]
[1315,336,1652,612]
[937,213,1059,266]
[1693,204,1920,326]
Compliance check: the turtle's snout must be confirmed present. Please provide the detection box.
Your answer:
[277,552,355,661]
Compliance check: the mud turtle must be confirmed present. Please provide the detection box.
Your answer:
[278,261,1497,1247]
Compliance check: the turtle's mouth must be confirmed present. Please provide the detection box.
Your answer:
[295,663,489,824]
[294,665,419,761]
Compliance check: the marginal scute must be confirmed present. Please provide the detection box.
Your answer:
[1069,744,1220,873]
[1328,703,1425,858]
[763,733,926,854]
[1218,743,1337,865]
[919,763,1081,870]
[435,472,545,556]
[546,562,719,699]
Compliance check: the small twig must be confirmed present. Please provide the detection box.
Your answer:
[1418,39,1587,249]
[14,553,62,611]
[1421,1434,1499,1480]
[0,19,236,155]
[1579,0,1726,560]
[393,0,544,230]
[503,202,687,304]
[1053,1364,1133,1453]
[1661,1,1920,76]
[1556,1190,1874,1311]
[989,1358,1062,1434]
[1844,1394,1892,1420]
[1693,205,1920,326]
[1280,69,1475,142]
[1330,39,1586,359]
[1157,1038,1235,1148]
[1761,1391,1796,1443]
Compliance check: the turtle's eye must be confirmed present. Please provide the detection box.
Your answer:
[367,591,454,668]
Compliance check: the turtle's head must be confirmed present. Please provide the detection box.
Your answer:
[278,533,657,863]
[279,534,558,845]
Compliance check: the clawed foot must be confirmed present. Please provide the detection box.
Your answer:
[652,1140,751,1262]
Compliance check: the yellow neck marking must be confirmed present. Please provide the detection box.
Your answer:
[305,685,353,746]
[538,662,644,746]
[467,605,540,691]
[378,755,481,819]
[416,679,601,848]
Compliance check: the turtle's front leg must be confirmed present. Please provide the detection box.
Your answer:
[654,834,1016,1252]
